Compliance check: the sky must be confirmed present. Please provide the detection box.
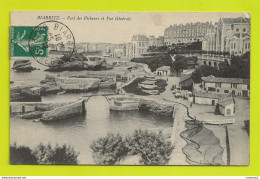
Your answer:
[11,11,250,44]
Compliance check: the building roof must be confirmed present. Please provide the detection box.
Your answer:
[132,34,149,41]
[156,66,171,71]
[201,75,250,84]
[233,17,251,24]
[218,97,235,107]
[179,73,193,83]
[194,91,229,99]
[221,17,251,24]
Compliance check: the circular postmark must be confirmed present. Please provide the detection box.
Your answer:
[28,21,75,67]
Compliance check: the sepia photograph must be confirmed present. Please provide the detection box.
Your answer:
[9,11,250,165]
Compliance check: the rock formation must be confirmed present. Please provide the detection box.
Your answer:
[10,85,42,102]
[42,100,85,121]
[180,120,225,165]
[46,53,113,72]
[20,111,44,119]
[138,99,174,116]
[12,60,35,72]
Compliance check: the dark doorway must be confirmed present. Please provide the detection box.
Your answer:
[242,90,248,97]
[232,90,235,96]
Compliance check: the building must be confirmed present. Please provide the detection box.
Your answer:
[202,23,218,51]
[197,55,231,69]
[193,91,229,106]
[164,22,215,45]
[215,17,251,55]
[148,36,164,47]
[155,66,171,76]
[132,34,149,58]
[218,97,235,116]
[156,36,164,46]
[78,42,111,54]
[201,75,250,97]
[148,36,157,47]
[113,48,124,58]
[125,43,133,58]
[179,73,193,90]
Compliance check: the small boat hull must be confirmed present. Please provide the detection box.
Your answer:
[138,84,157,90]
[142,89,159,95]
[202,118,235,125]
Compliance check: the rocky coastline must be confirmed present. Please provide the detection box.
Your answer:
[180,120,225,165]
[45,53,113,72]
[11,100,85,121]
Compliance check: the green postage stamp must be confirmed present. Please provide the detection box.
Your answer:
[10,26,48,57]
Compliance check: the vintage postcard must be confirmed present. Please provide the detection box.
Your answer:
[9,11,250,165]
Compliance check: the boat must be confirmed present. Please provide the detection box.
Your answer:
[145,78,157,81]
[201,118,235,125]
[138,83,157,90]
[57,91,66,95]
[138,80,157,90]
[144,75,155,79]
[142,89,159,95]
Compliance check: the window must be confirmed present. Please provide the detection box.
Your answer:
[226,109,231,115]
[208,87,216,92]
[243,28,247,32]
[247,84,250,90]
[215,82,221,88]
[232,83,237,89]
[236,28,239,32]
[224,90,229,93]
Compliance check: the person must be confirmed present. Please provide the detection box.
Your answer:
[194,116,197,123]
[190,103,192,108]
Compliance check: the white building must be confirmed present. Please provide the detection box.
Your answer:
[216,17,251,55]
[164,22,215,45]
[201,75,250,97]
[193,91,229,106]
[155,66,171,76]
[125,43,133,58]
[218,97,235,116]
[132,34,149,58]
